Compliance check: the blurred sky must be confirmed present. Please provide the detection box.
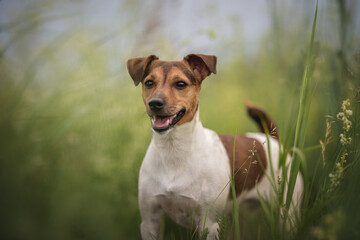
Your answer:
[1,0,359,72]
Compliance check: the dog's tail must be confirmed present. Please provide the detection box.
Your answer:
[245,101,279,140]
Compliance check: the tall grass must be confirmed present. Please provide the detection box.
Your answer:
[286,0,318,213]
[246,4,319,240]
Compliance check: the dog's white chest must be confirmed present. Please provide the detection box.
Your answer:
[151,160,210,227]
[156,193,199,227]
[138,117,231,230]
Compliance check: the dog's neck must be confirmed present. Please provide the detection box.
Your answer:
[151,110,204,155]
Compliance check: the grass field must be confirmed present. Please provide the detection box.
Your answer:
[0,1,359,239]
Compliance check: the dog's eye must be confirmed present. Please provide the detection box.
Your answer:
[144,80,154,88]
[175,81,188,89]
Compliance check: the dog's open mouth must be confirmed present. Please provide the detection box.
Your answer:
[151,109,186,132]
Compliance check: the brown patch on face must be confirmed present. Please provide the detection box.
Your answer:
[141,60,201,126]
[219,135,267,199]
[127,54,217,130]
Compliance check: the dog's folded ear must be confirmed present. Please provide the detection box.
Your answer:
[184,54,217,81]
[126,55,159,86]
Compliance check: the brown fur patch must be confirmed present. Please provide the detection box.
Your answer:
[148,61,196,84]
[245,101,279,139]
[219,135,267,198]
[127,54,217,127]
[142,63,200,125]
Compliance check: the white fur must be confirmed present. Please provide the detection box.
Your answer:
[138,111,303,240]
[243,133,303,220]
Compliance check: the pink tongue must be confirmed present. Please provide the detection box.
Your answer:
[153,115,176,128]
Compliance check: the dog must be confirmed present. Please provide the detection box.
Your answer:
[126,54,303,239]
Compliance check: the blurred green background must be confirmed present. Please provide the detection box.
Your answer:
[0,0,359,239]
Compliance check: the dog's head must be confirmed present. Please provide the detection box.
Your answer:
[127,54,217,133]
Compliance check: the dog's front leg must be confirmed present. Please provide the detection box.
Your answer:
[198,209,219,240]
[139,199,163,240]
[201,221,219,240]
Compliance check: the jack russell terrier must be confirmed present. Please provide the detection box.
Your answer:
[126,54,303,239]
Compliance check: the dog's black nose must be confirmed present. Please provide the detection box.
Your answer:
[148,98,165,111]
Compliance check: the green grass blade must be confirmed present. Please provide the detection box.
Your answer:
[231,134,241,240]
[286,1,318,209]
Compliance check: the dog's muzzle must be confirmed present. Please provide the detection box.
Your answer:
[148,98,186,133]
[148,98,165,112]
